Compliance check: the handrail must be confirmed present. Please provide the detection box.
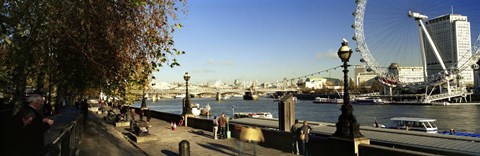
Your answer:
[46,113,84,156]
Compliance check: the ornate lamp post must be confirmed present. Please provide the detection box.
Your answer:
[333,39,364,138]
[183,72,192,115]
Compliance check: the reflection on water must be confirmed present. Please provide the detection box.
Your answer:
[132,98,480,133]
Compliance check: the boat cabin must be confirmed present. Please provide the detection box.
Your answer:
[389,117,438,133]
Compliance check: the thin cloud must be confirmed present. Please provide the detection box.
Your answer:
[207,59,234,66]
[192,69,216,73]
[316,49,338,60]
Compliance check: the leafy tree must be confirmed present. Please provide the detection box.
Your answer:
[0,0,187,114]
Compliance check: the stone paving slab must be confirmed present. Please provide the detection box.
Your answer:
[98,112,297,156]
[123,118,296,156]
[78,111,146,156]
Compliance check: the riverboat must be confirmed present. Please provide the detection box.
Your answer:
[191,103,201,116]
[431,101,451,106]
[175,94,186,99]
[200,103,211,116]
[388,117,438,133]
[313,97,343,104]
[234,112,273,119]
[352,98,384,105]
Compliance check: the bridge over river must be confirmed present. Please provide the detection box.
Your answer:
[131,88,298,98]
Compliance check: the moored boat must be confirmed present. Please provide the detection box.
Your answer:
[352,98,384,105]
[234,112,273,119]
[200,103,212,116]
[175,94,186,99]
[313,97,343,104]
[387,117,438,133]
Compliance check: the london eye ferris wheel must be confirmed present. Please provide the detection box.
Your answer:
[353,0,480,91]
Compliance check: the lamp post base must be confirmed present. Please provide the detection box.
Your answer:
[329,136,370,156]
[183,113,194,127]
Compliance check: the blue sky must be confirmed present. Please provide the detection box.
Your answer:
[155,0,358,83]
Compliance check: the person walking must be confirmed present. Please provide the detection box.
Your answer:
[290,119,302,155]
[300,121,312,156]
[219,112,227,139]
[213,116,219,139]
[81,99,88,127]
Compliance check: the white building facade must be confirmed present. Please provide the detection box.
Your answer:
[425,14,474,86]
[397,67,424,83]
[354,65,376,86]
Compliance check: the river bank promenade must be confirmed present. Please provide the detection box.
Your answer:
[78,109,296,156]
[77,111,146,155]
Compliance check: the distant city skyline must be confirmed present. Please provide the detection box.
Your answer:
[153,0,359,83]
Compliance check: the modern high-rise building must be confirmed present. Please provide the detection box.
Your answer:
[424,14,474,86]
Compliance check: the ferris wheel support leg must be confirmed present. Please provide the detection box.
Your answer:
[389,87,392,96]
[447,81,451,95]
[417,23,429,83]
[425,86,428,95]
[418,20,448,73]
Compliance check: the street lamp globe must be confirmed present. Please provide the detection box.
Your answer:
[184,72,190,81]
[337,39,353,62]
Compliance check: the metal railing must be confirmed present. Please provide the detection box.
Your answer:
[46,114,85,156]
[425,90,472,103]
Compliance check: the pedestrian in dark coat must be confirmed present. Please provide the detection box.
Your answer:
[20,94,54,156]
[219,112,227,139]
[290,119,302,155]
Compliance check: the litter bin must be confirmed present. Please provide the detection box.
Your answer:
[179,140,190,156]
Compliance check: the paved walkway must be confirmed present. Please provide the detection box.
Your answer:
[78,111,145,156]
[79,111,296,156]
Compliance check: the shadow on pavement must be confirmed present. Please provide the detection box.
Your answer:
[161,150,178,156]
[196,142,242,156]
[188,130,212,138]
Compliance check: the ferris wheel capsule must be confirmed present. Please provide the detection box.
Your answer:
[472,64,480,70]
[366,68,373,72]
[360,58,365,62]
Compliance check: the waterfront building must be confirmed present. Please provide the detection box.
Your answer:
[354,65,376,86]
[424,14,474,86]
[388,63,424,84]
[302,77,341,89]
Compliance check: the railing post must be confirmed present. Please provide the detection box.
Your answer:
[70,121,78,156]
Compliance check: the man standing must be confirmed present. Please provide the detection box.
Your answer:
[21,94,55,156]
[219,112,227,139]
[290,119,302,155]
[300,121,312,156]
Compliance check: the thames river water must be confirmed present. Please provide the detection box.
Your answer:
[132,97,480,133]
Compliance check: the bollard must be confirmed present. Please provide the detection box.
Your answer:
[179,140,190,156]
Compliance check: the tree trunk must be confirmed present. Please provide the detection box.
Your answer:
[12,60,27,116]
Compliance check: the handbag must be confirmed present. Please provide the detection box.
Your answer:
[300,134,306,141]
